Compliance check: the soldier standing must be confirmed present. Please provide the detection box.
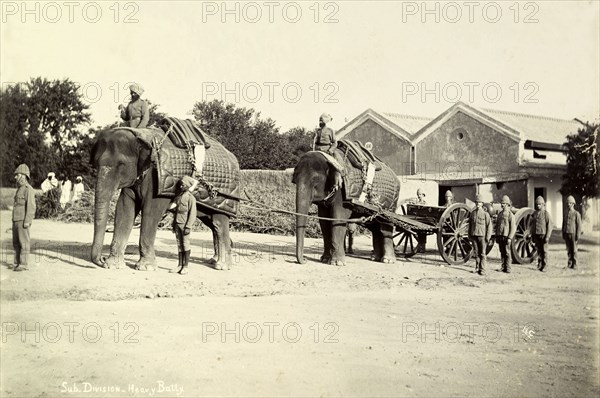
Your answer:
[12,164,36,272]
[119,83,149,128]
[495,195,515,273]
[414,188,427,253]
[444,190,454,207]
[530,196,552,272]
[468,194,492,276]
[171,176,198,275]
[562,195,582,269]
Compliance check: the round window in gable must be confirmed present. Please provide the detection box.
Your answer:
[454,128,466,141]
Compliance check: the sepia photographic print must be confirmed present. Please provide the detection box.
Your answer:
[1,1,599,397]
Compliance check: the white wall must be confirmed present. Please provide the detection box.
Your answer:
[528,177,563,228]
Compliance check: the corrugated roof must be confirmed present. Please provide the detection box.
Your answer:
[479,108,581,145]
[382,112,432,135]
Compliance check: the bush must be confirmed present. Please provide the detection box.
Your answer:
[33,170,325,239]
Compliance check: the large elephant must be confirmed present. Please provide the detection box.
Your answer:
[292,151,398,266]
[90,128,235,271]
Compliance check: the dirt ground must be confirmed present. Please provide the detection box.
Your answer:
[0,209,599,397]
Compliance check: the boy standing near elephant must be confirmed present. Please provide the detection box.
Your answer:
[171,176,198,275]
[495,195,515,273]
[562,195,581,269]
[12,164,36,272]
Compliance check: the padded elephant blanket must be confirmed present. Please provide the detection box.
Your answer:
[337,140,399,212]
[123,125,240,217]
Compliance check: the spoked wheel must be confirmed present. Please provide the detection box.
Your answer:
[512,208,536,264]
[394,228,418,258]
[437,203,473,265]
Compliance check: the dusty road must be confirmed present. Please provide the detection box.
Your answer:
[1,210,599,397]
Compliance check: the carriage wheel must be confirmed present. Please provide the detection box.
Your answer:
[437,203,473,265]
[512,208,536,264]
[394,229,418,258]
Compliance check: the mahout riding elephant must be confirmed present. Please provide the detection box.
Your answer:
[90,126,238,271]
[292,148,399,266]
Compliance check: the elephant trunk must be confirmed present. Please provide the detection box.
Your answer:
[91,166,117,266]
[295,184,312,264]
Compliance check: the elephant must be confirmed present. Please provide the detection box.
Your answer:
[292,151,397,266]
[90,128,235,271]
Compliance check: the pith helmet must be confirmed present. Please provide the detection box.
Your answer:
[14,164,30,179]
[535,196,545,205]
[567,195,576,204]
[475,193,484,203]
[501,195,511,205]
[319,113,332,123]
[129,83,144,96]
[445,190,453,198]
[417,188,425,196]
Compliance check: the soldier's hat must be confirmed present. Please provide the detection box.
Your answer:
[14,164,30,179]
[475,193,484,203]
[501,195,511,205]
[535,196,545,205]
[445,190,453,198]
[567,195,576,204]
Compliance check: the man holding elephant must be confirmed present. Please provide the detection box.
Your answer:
[170,176,198,275]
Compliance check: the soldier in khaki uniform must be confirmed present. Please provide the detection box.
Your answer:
[468,194,492,276]
[444,190,454,207]
[171,176,198,275]
[414,188,428,252]
[119,83,149,128]
[495,195,516,273]
[562,195,582,269]
[530,196,552,272]
[12,164,36,271]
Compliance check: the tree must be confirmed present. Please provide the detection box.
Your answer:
[282,126,316,168]
[561,121,599,224]
[0,83,58,186]
[192,100,288,169]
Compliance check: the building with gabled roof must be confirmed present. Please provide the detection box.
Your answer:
[337,102,587,227]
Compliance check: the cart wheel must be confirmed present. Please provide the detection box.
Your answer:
[486,236,495,255]
[437,203,473,265]
[394,229,418,258]
[512,208,536,264]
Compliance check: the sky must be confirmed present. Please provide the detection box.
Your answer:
[1,0,599,132]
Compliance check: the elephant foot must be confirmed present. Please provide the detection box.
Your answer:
[330,259,346,266]
[103,255,125,269]
[214,261,232,271]
[135,259,156,271]
[207,256,218,265]
[381,256,396,264]
[320,255,332,264]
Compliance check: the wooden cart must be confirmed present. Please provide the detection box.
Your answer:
[349,200,536,266]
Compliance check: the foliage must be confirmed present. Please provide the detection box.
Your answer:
[561,122,599,201]
[192,100,313,170]
[0,77,92,187]
[35,188,62,219]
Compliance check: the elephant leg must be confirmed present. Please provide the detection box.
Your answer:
[330,197,351,266]
[200,216,219,265]
[317,205,332,263]
[136,197,170,271]
[105,188,138,269]
[379,222,397,264]
[370,225,384,261]
[211,214,233,271]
